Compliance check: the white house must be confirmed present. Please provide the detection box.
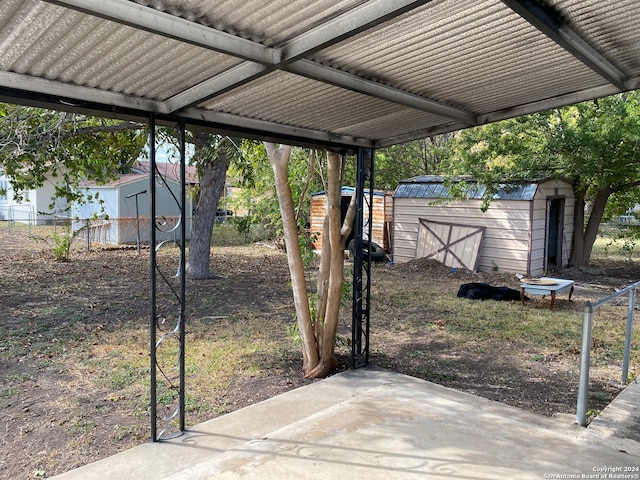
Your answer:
[0,172,68,224]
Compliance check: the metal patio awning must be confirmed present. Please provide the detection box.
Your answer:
[1,0,639,150]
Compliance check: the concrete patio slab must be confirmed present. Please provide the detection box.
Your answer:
[52,367,639,480]
[580,379,640,457]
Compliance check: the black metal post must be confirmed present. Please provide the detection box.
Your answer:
[85,218,90,252]
[351,149,364,367]
[178,119,186,432]
[149,119,187,441]
[149,114,158,442]
[135,195,141,255]
[364,148,375,365]
[351,147,374,368]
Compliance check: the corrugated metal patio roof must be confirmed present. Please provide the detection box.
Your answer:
[0,0,638,150]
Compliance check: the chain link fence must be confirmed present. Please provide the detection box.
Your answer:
[0,214,273,254]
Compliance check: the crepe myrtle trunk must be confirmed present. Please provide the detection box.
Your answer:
[265,142,319,374]
[305,151,355,379]
[265,143,355,378]
[185,134,231,279]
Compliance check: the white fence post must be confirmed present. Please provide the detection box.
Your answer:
[576,302,593,427]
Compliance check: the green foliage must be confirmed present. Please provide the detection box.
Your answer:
[229,141,324,241]
[53,230,73,262]
[300,231,318,270]
[376,134,456,189]
[227,141,280,239]
[231,215,253,238]
[595,226,640,260]
[341,266,353,307]
[285,318,301,344]
[0,103,147,210]
[0,386,17,399]
[444,91,640,196]
[588,390,613,403]
[440,91,640,264]
[211,220,271,245]
[190,134,241,176]
[604,187,640,220]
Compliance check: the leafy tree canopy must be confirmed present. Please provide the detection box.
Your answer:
[375,134,455,190]
[0,103,147,208]
[230,141,324,237]
[440,91,640,265]
[444,92,640,201]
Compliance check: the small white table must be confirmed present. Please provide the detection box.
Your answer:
[520,277,574,310]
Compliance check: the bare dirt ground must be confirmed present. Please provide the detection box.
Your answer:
[1,225,638,479]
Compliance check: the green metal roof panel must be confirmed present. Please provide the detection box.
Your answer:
[394,176,538,201]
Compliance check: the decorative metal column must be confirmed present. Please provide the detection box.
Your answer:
[351,147,375,368]
[149,115,187,441]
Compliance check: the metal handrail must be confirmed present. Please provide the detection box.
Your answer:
[576,280,639,427]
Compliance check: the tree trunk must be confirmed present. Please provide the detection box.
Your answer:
[266,146,356,379]
[315,214,331,349]
[307,151,343,378]
[185,133,231,279]
[570,187,612,267]
[570,190,586,266]
[581,187,612,266]
[307,152,356,379]
[265,142,319,375]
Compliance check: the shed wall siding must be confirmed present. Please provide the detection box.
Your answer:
[1,176,68,224]
[393,198,532,273]
[529,180,574,275]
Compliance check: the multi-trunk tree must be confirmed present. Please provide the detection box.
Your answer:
[265,143,356,378]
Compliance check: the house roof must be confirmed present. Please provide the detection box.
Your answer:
[83,161,197,188]
[394,175,542,201]
[84,173,148,189]
[134,161,198,184]
[0,1,638,150]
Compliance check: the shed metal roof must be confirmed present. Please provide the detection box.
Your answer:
[394,175,540,200]
[0,0,638,150]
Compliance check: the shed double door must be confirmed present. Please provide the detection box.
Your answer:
[415,218,485,272]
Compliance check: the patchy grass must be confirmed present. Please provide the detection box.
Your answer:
[370,252,640,418]
[373,266,633,361]
[593,225,640,262]
[211,219,273,246]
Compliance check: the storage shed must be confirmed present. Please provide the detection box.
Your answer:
[310,187,392,252]
[392,176,574,276]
